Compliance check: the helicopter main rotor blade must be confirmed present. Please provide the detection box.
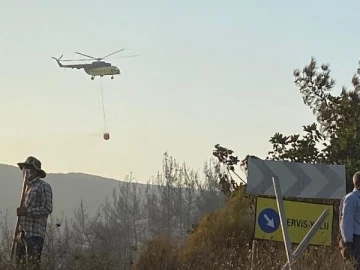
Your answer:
[75,52,98,60]
[61,55,139,61]
[101,49,125,59]
[61,58,94,62]
[107,54,140,59]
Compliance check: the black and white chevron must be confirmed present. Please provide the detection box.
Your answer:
[246,158,346,199]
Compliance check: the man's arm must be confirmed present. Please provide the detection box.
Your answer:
[340,195,356,243]
[26,182,53,218]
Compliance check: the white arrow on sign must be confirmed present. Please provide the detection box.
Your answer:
[264,214,275,228]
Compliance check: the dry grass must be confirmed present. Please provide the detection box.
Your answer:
[132,234,180,270]
[0,253,118,270]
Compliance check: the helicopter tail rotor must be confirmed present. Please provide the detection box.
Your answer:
[52,55,64,67]
[52,55,63,61]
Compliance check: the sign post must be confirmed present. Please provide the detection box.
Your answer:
[282,208,329,269]
[272,176,295,269]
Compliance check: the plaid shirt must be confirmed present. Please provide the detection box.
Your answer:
[18,177,53,239]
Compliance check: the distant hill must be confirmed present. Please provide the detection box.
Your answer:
[0,163,226,237]
[0,164,137,227]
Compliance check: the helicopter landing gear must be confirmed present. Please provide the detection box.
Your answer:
[91,76,94,80]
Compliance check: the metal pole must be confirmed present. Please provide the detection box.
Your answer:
[10,173,27,262]
[282,209,329,269]
[272,177,295,270]
[250,239,257,270]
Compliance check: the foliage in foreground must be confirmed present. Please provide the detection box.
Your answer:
[133,57,360,269]
[133,186,353,269]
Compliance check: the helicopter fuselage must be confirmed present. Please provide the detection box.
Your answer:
[90,61,111,68]
[84,65,120,77]
[52,52,123,80]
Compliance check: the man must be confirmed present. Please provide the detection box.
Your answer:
[340,171,360,268]
[14,156,53,268]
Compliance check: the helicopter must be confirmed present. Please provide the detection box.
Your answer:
[52,49,137,80]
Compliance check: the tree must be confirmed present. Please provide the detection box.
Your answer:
[71,200,101,254]
[145,153,182,239]
[212,144,246,196]
[181,164,198,233]
[213,57,360,195]
[194,160,227,219]
[267,57,360,192]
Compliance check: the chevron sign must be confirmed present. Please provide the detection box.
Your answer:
[246,158,346,199]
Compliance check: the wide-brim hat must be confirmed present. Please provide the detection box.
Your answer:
[17,156,46,178]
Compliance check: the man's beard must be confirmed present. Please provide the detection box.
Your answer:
[22,168,33,181]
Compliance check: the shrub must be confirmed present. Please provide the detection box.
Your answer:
[132,234,180,270]
[133,185,356,270]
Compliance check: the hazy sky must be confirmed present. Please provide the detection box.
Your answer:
[1,1,359,183]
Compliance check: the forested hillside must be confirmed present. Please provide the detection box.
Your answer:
[0,153,227,269]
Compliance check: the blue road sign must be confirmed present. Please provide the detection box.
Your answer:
[258,208,280,233]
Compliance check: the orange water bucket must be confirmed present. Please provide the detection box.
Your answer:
[103,132,110,140]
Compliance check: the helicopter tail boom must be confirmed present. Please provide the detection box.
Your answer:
[52,55,64,67]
